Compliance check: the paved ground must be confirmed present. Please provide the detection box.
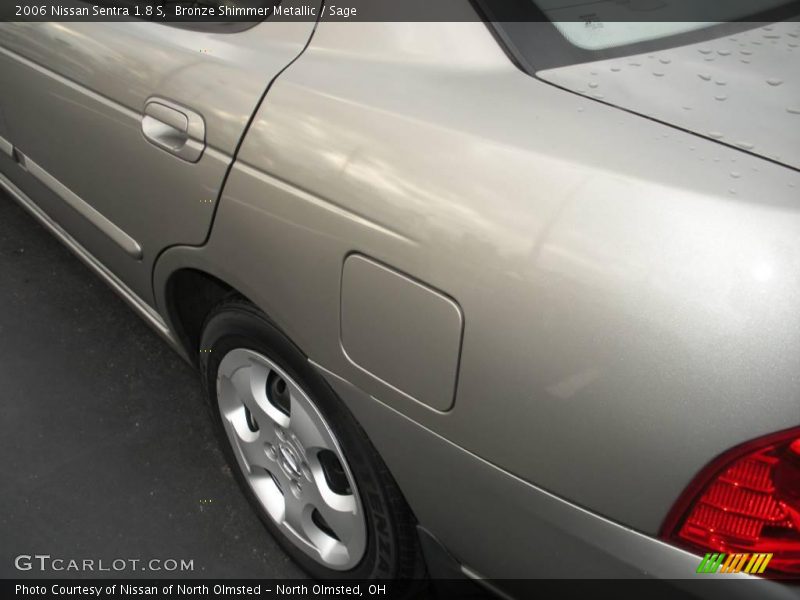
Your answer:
[0,191,306,579]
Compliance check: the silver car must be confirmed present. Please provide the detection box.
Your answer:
[2,1,800,595]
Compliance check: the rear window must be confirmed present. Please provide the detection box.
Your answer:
[539,0,793,50]
[481,0,800,71]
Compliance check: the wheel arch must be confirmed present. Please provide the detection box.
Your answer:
[162,267,236,365]
[153,250,432,571]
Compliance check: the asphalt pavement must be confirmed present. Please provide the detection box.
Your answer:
[0,191,306,579]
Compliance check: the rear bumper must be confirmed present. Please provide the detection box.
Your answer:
[316,363,800,599]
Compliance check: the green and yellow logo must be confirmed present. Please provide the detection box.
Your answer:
[696,552,773,575]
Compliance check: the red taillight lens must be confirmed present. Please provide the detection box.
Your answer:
[661,428,800,576]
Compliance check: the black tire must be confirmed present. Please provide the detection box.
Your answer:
[198,297,426,583]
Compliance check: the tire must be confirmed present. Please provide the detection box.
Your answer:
[198,297,425,583]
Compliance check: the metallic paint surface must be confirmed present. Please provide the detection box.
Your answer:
[316,362,799,595]
[20,152,143,259]
[0,133,12,158]
[539,21,800,169]
[340,254,464,412]
[159,20,800,536]
[0,6,321,304]
[4,7,800,585]
[0,167,180,353]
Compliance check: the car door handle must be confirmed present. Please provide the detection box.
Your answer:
[142,98,205,163]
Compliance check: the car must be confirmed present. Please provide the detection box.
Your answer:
[1,0,800,596]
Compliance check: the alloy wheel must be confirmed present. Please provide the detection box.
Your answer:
[216,348,367,570]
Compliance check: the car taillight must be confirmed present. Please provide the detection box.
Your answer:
[661,427,800,576]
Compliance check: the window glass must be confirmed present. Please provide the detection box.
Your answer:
[534,0,792,49]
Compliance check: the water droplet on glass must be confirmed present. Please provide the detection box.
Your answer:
[589,82,599,88]
[653,71,665,77]
[787,107,800,114]
[709,131,724,139]
[731,172,742,179]
[715,79,727,86]
[659,58,671,64]
[740,49,753,55]
[593,93,605,100]
[766,78,784,86]
[735,141,755,150]
[717,49,731,56]
[611,66,621,72]
[698,73,712,81]
[715,94,728,101]
[698,48,712,54]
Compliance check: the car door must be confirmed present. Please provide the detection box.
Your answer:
[0,1,321,306]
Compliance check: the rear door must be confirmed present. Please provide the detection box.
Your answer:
[0,1,320,305]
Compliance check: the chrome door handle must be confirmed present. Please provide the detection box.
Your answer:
[142,98,205,163]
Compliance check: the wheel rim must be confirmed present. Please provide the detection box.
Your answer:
[216,348,367,570]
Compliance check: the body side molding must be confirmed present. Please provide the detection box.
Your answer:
[0,170,181,355]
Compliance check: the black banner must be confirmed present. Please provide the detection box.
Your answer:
[1,0,800,23]
[3,579,796,600]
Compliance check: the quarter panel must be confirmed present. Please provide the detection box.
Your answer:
[318,364,799,598]
[157,20,800,535]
